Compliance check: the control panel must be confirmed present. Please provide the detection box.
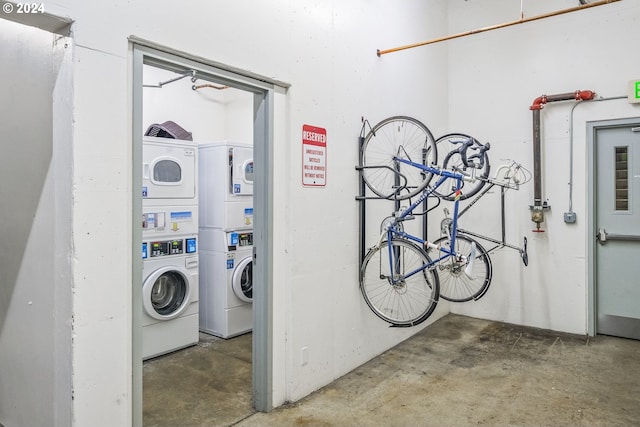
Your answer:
[227,231,253,251]
[142,237,197,259]
[142,209,196,235]
[149,239,184,257]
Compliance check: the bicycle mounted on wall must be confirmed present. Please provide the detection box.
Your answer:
[356,116,529,327]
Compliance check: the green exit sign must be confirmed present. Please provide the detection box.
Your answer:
[629,80,640,104]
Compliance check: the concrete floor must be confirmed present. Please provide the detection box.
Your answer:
[144,314,640,426]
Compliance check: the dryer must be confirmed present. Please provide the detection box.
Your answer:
[199,230,253,338]
[142,136,198,206]
[142,235,199,359]
[199,141,253,231]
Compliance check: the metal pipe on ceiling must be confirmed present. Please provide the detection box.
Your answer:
[376,0,621,57]
[192,83,230,91]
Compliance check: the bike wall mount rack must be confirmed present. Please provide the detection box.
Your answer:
[355,118,431,276]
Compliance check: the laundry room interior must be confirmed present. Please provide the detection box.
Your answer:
[2,1,640,426]
[140,63,258,422]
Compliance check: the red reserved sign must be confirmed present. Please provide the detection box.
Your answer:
[302,124,326,187]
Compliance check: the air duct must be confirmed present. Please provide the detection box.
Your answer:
[529,90,596,232]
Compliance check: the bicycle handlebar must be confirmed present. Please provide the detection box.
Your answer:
[450,137,490,169]
[467,142,490,169]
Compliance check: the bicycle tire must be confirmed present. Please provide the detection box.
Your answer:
[360,116,437,200]
[433,133,490,200]
[432,234,492,302]
[360,239,439,326]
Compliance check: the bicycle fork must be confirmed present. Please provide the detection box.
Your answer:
[384,229,409,290]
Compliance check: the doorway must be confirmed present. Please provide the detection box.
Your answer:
[131,41,280,426]
[589,117,640,340]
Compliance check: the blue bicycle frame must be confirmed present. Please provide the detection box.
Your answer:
[384,157,467,286]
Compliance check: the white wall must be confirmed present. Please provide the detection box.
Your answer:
[0,19,72,427]
[445,0,640,333]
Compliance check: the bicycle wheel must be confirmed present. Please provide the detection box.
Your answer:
[433,133,490,200]
[360,239,439,326]
[432,234,492,302]
[360,116,437,200]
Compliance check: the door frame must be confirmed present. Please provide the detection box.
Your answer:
[131,39,288,426]
[587,116,640,336]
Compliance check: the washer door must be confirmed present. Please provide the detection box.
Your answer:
[143,265,192,320]
[232,256,253,303]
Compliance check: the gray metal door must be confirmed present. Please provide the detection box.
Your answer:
[595,122,640,339]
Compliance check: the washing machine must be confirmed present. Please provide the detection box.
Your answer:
[142,136,198,206]
[142,235,199,359]
[199,141,253,231]
[199,230,253,338]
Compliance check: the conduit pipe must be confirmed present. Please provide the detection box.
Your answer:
[376,0,621,57]
[192,83,229,91]
[529,90,596,232]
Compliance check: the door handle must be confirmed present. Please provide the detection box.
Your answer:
[597,227,640,245]
[596,228,607,244]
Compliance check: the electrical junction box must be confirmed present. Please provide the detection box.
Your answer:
[628,80,640,104]
[564,212,577,224]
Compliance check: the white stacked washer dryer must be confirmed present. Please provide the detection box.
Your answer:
[198,141,254,338]
[141,136,199,359]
